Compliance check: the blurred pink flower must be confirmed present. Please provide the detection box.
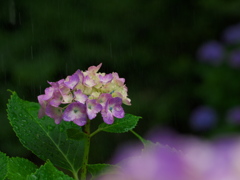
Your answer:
[97,133,240,180]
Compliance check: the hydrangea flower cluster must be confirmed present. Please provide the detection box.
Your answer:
[38,63,131,126]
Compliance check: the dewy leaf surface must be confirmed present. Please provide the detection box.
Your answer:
[98,114,141,133]
[7,92,86,172]
[27,160,74,180]
[7,157,37,180]
[0,152,8,180]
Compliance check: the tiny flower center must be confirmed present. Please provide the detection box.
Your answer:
[109,107,113,111]
[73,109,79,113]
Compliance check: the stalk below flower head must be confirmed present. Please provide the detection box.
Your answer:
[38,63,131,126]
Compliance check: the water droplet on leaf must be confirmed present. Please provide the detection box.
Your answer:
[48,125,55,131]
[60,126,65,132]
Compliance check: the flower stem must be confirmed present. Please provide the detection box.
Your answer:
[80,120,91,180]
[90,128,102,138]
[130,130,149,146]
[72,171,79,180]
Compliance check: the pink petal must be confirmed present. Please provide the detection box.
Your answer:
[84,75,96,87]
[62,102,87,126]
[86,99,102,120]
[88,63,102,73]
[97,93,112,107]
[113,105,125,118]
[64,73,79,89]
[99,73,113,84]
[101,108,114,124]
[45,105,63,124]
[74,90,88,104]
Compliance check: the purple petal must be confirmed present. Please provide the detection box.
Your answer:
[99,73,113,84]
[38,94,47,107]
[38,100,47,118]
[86,99,102,120]
[112,91,131,106]
[112,72,125,85]
[97,93,112,107]
[109,97,124,118]
[49,91,62,107]
[38,95,48,118]
[58,85,73,103]
[101,108,114,124]
[64,73,79,89]
[43,87,55,100]
[75,69,84,83]
[45,105,63,124]
[73,118,87,126]
[123,98,131,106]
[101,97,124,124]
[83,75,96,87]
[62,102,87,126]
[88,63,102,73]
[112,105,124,118]
[48,79,64,89]
[74,90,88,104]
[108,97,122,106]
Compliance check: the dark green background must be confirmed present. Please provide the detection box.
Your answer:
[1,0,240,165]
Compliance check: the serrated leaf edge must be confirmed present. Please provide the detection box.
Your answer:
[6,91,80,173]
[0,151,8,180]
[98,114,141,133]
[6,156,38,179]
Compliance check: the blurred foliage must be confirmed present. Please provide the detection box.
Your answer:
[1,0,240,165]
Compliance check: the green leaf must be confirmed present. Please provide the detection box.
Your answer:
[67,128,88,141]
[0,152,8,180]
[98,114,141,133]
[27,160,74,180]
[87,164,118,177]
[7,157,37,180]
[7,92,86,172]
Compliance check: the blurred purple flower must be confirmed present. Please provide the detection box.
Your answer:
[97,145,189,180]
[189,106,217,131]
[222,23,240,44]
[97,133,240,180]
[227,106,240,124]
[197,41,224,65]
[228,50,240,68]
